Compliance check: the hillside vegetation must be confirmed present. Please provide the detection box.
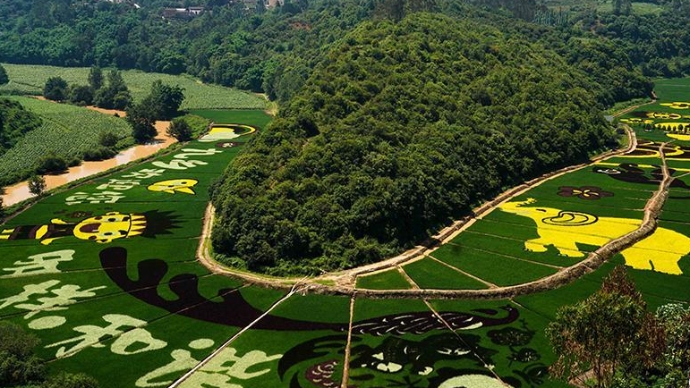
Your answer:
[210,13,614,275]
[0,98,42,154]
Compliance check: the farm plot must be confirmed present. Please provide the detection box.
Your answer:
[356,268,414,290]
[0,96,131,184]
[417,155,665,290]
[429,244,559,286]
[182,293,352,388]
[348,298,556,387]
[0,112,271,386]
[401,257,488,289]
[0,64,266,110]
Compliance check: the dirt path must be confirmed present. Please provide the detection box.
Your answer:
[196,123,654,299]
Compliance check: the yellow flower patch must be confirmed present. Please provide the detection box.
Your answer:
[499,199,688,275]
[654,122,689,131]
[646,112,682,119]
[661,102,690,109]
[667,133,690,141]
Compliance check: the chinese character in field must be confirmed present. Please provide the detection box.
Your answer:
[122,169,166,179]
[136,340,280,388]
[66,191,125,205]
[47,314,166,358]
[96,179,141,191]
[0,280,104,319]
[152,148,222,170]
[1,250,75,278]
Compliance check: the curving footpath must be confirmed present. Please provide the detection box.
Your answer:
[195,120,684,300]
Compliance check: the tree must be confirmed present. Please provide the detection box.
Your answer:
[0,64,8,85]
[0,321,45,387]
[547,266,665,388]
[88,66,103,91]
[43,76,68,101]
[127,101,157,143]
[68,84,94,105]
[93,70,132,110]
[167,118,193,141]
[148,80,185,120]
[98,132,119,148]
[28,174,46,196]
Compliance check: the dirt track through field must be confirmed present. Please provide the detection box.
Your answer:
[195,111,678,300]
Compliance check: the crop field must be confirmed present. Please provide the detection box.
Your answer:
[355,268,413,290]
[0,96,132,184]
[402,257,488,289]
[430,244,559,286]
[0,64,266,110]
[188,109,273,130]
[2,81,690,388]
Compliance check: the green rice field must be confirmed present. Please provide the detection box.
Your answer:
[1,78,690,388]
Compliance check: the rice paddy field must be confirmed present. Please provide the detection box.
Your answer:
[2,78,690,388]
[0,64,266,110]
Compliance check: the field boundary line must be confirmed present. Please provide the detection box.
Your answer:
[169,283,303,388]
[340,295,356,388]
[445,242,564,270]
[426,254,497,288]
[422,299,508,385]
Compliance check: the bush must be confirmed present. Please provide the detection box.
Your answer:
[43,77,68,101]
[36,154,68,174]
[83,146,117,161]
[98,132,120,148]
[167,118,193,141]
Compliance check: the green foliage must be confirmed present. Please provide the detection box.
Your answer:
[36,153,68,174]
[0,64,266,110]
[82,146,116,161]
[88,66,103,91]
[0,321,45,387]
[28,174,46,195]
[68,84,94,106]
[126,100,157,143]
[0,97,42,154]
[146,80,185,120]
[93,70,132,110]
[0,97,131,186]
[0,63,8,85]
[546,266,665,388]
[167,118,193,141]
[43,76,68,101]
[211,13,614,275]
[98,131,120,148]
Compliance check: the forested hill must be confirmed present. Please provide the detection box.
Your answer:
[0,98,42,155]
[210,13,613,276]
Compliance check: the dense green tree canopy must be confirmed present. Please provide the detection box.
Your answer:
[210,13,614,275]
[0,98,42,154]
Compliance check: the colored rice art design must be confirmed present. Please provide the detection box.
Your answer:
[661,102,690,109]
[557,186,613,200]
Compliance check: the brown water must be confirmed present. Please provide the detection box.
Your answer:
[2,111,174,206]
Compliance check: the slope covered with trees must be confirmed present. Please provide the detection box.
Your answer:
[210,13,614,275]
[0,98,42,154]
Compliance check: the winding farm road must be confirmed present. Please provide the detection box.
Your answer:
[196,107,678,299]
